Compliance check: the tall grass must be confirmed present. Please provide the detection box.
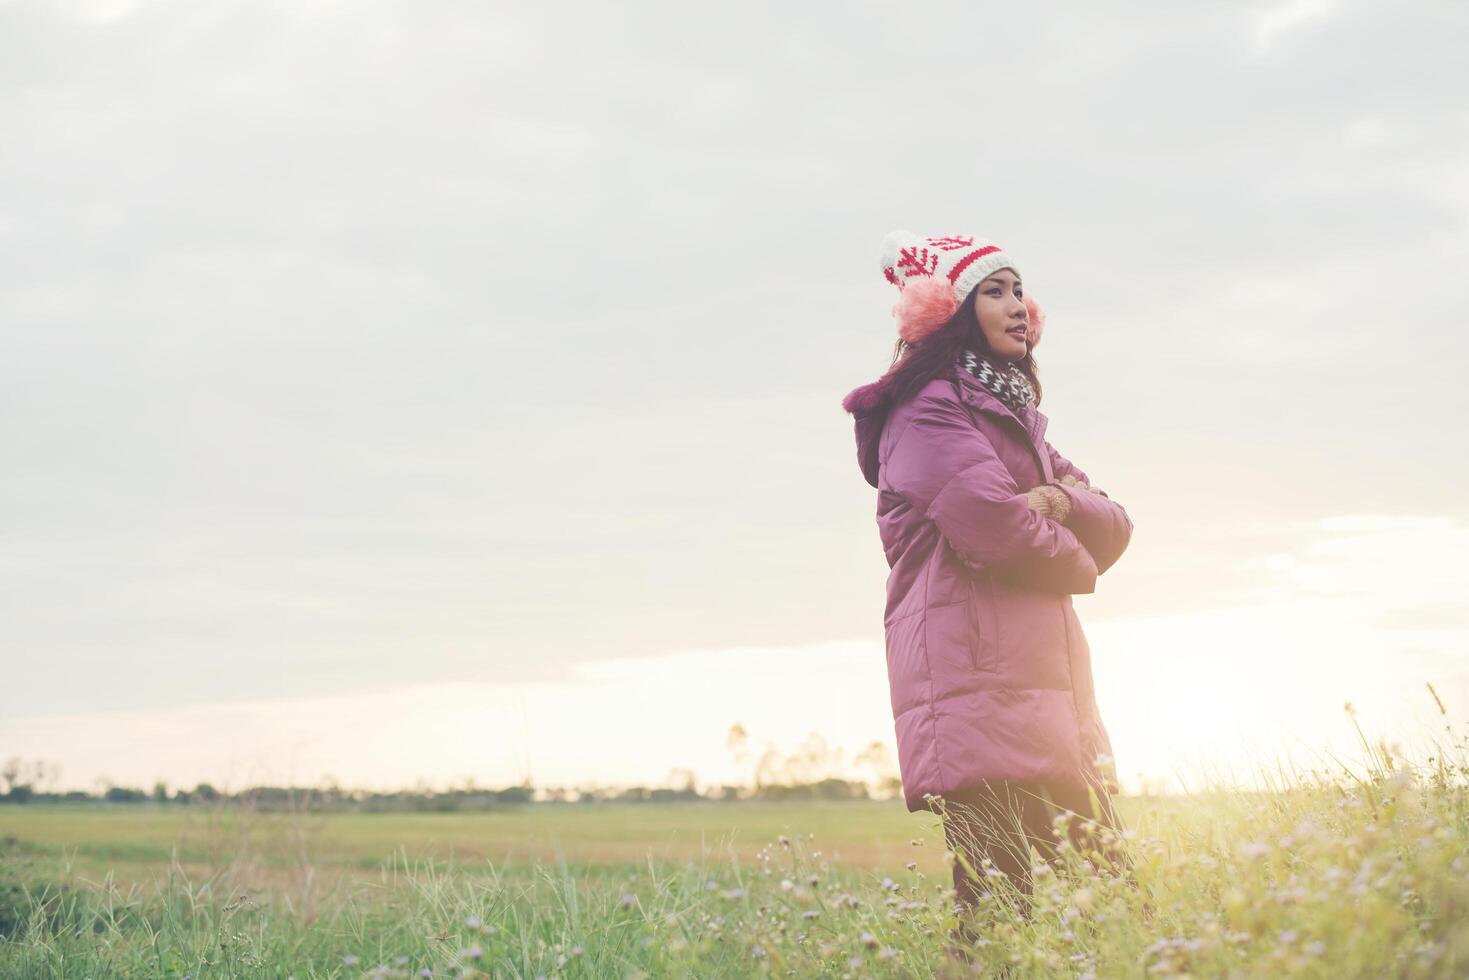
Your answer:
[3,699,1467,977]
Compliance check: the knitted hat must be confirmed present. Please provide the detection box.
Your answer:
[879,229,1045,350]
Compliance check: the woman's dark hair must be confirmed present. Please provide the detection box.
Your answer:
[883,284,1043,408]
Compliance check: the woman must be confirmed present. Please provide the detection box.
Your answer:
[841,230,1134,927]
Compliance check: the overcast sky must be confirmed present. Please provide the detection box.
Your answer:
[3,0,1466,793]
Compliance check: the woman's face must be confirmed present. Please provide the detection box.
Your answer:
[971,268,1029,361]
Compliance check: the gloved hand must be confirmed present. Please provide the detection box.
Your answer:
[1057,473,1107,495]
[1025,484,1072,522]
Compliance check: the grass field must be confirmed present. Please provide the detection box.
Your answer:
[3,736,1468,978]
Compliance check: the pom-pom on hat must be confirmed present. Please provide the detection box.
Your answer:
[880,229,1032,347]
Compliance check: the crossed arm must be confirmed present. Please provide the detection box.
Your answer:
[884,396,1099,594]
[1034,441,1134,576]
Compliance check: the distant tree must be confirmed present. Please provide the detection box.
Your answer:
[854,740,899,791]
[151,781,169,803]
[725,723,749,768]
[812,777,868,800]
[495,784,533,805]
[0,759,53,802]
[192,783,220,803]
[781,733,836,785]
[1,758,20,795]
[753,746,781,790]
[664,768,699,795]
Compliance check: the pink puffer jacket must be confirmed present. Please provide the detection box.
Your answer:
[843,365,1133,812]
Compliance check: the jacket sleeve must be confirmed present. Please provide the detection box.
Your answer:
[1045,440,1134,576]
[885,393,1098,595]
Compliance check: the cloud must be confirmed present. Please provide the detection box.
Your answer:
[1252,0,1339,53]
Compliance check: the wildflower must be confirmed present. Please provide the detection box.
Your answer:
[464,914,481,928]
[778,834,790,847]
[878,946,897,960]
[808,874,820,886]
[906,861,917,871]
[394,956,409,966]
[620,892,636,908]
[1241,841,1269,859]
[464,945,485,960]
[721,887,745,899]
[881,876,898,891]
[860,931,878,948]
[418,970,433,978]
[1305,941,1326,956]
[802,910,819,920]
[848,955,865,969]
[752,944,767,959]
[343,955,360,967]
[780,878,794,892]
[1278,930,1297,944]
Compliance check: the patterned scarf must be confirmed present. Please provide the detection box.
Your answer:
[958,349,1036,415]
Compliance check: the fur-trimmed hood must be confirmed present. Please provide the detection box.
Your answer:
[842,365,966,489]
[841,371,900,489]
[843,361,1041,490]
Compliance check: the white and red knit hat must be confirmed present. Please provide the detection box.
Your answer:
[879,229,1045,350]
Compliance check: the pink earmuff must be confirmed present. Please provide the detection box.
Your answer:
[891,275,959,346]
[1023,293,1046,350]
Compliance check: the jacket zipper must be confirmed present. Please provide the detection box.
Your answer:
[957,378,1095,763]
[958,391,1051,482]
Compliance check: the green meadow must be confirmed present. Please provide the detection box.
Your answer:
[3,731,1468,978]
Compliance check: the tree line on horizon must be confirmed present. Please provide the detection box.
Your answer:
[0,729,904,811]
